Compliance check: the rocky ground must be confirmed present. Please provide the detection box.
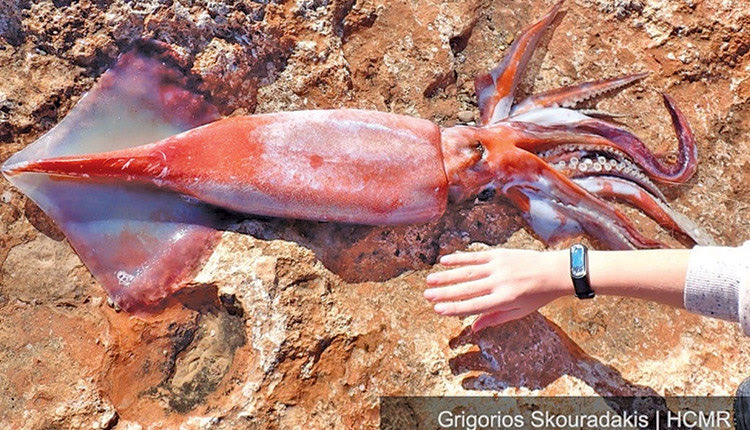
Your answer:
[0,0,749,428]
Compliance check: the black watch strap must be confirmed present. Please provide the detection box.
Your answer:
[570,244,595,299]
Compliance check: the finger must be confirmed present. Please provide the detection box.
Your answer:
[472,308,529,331]
[439,251,494,266]
[424,278,494,302]
[426,264,490,286]
[433,293,514,317]
[448,350,497,374]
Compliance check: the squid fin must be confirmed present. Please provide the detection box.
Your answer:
[2,40,223,313]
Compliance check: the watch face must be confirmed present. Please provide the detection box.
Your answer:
[570,244,587,278]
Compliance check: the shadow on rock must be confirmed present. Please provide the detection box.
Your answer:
[228,198,524,283]
[449,312,691,429]
[448,312,656,395]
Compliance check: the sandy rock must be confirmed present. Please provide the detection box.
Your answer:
[1,0,750,428]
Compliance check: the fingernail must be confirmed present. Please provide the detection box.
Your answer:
[423,289,434,299]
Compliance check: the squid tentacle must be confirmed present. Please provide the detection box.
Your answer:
[510,72,649,116]
[475,1,564,125]
[572,176,715,246]
[571,94,697,184]
[470,2,702,248]
[504,94,697,185]
[496,151,666,249]
[536,145,668,203]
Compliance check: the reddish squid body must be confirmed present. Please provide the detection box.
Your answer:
[1,3,712,312]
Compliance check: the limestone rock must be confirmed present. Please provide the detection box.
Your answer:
[1,0,750,428]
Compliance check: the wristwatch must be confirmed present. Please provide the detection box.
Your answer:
[570,244,595,299]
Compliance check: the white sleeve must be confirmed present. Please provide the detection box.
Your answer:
[738,246,750,335]
[683,241,750,334]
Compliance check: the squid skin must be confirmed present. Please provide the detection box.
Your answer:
[1,3,712,312]
[10,110,448,226]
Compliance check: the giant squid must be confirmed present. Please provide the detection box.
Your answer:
[1,2,712,312]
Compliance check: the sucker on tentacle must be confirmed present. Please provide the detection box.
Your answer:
[571,94,697,184]
[536,145,668,203]
[505,101,697,187]
[1,2,712,312]
[495,152,665,250]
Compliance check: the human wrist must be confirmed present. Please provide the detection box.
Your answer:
[544,250,574,298]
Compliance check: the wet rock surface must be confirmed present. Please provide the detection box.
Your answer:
[1,0,749,428]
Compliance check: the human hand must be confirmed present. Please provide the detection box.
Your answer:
[424,248,571,331]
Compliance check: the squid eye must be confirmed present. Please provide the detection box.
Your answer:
[477,186,496,201]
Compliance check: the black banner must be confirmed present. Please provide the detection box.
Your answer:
[380,396,741,430]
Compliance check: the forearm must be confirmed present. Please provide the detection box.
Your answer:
[551,244,750,325]
[590,249,689,309]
